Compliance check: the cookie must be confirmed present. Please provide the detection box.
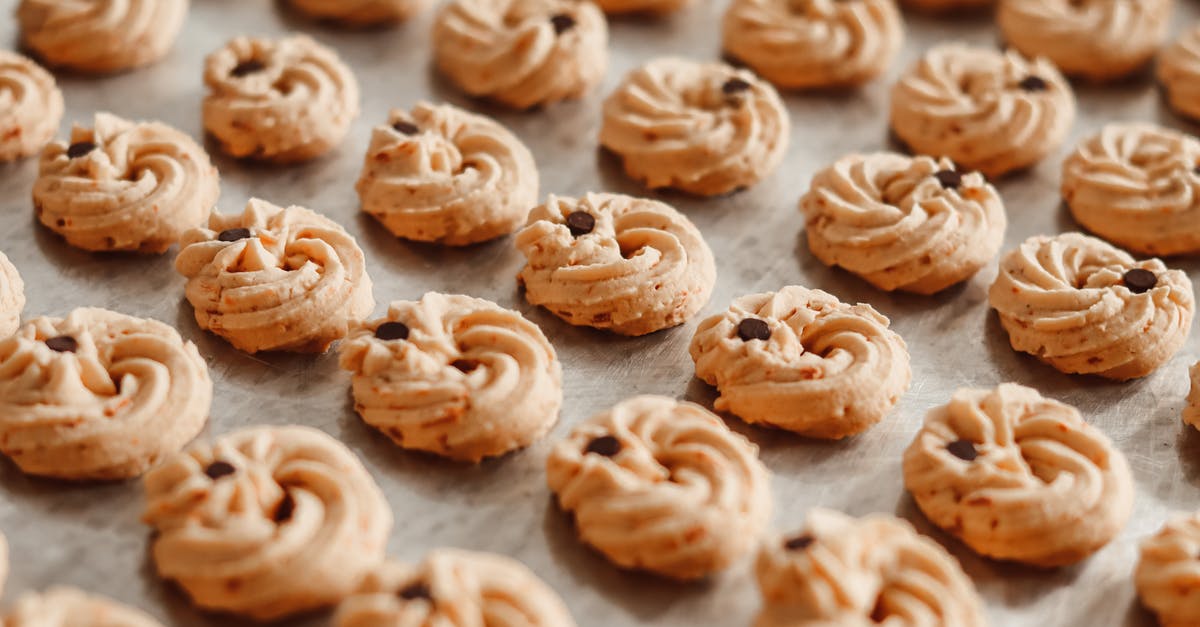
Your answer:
[33,112,219,254]
[690,286,910,439]
[904,383,1133,566]
[142,425,392,621]
[600,57,789,196]
[899,0,990,10]
[175,198,375,354]
[0,51,62,162]
[203,35,360,163]
[0,252,24,338]
[546,395,771,580]
[722,0,903,89]
[890,44,1075,178]
[287,0,430,25]
[988,233,1194,380]
[333,552,575,626]
[998,0,1171,82]
[514,193,716,336]
[1160,25,1200,121]
[1136,513,1200,627]
[1062,123,1200,257]
[338,292,562,462]
[3,587,163,627]
[800,152,1006,294]
[16,0,186,73]
[756,508,986,627]
[0,308,211,480]
[433,0,608,110]
[1184,362,1200,432]
[356,102,539,246]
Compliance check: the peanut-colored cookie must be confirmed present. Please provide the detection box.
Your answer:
[1184,362,1200,432]
[16,0,186,73]
[3,587,164,627]
[1160,25,1200,121]
[0,51,62,162]
[287,0,430,24]
[0,252,24,338]
[1137,513,1200,627]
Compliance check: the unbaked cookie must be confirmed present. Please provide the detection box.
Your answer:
[142,425,392,621]
[722,0,903,89]
[433,0,608,110]
[546,395,771,580]
[34,112,219,254]
[356,102,538,245]
[756,508,985,627]
[1185,362,1200,432]
[989,233,1194,380]
[0,252,24,338]
[1160,25,1200,121]
[998,0,1171,82]
[800,152,1006,294]
[16,0,186,73]
[600,57,789,196]
[333,552,575,626]
[3,587,164,627]
[0,308,211,480]
[514,193,716,336]
[203,35,360,163]
[690,286,910,439]
[287,0,430,25]
[890,44,1075,178]
[1062,123,1200,257]
[338,292,562,462]
[904,383,1133,566]
[1137,513,1200,627]
[0,51,62,162]
[175,198,375,354]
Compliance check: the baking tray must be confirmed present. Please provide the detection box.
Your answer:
[1,1,1198,625]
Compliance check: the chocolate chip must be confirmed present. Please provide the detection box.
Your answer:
[585,435,621,457]
[374,321,410,341]
[565,211,595,237]
[783,534,814,551]
[392,121,420,135]
[934,169,963,190]
[946,439,978,462]
[1017,75,1048,92]
[44,336,78,353]
[737,318,771,342]
[217,228,252,242]
[722,78,752,95]
[231,59,266,77]
[66,142,96,159]
[204,460,237,479]
[1123,268,1158,294]
[398,581,432,601]
[451,359,479,373]
[273,492,295,523]
[550,13,575,34]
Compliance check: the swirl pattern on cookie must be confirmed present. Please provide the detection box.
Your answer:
[801,152,1006,294]
[722,0,903,89]
[756,508,985,627]
[333,552,576,627]
[142,425,392,621]
[0,252,24,338]
[890,44,1075,178]
[546,395,771,579]
[1160,25,1200,121]
[433,0,608,109]
[0,51,63,162]
[0,308,211,480]
[175,198,374,354]
[203,35,360,163]
[1062,124,1200,256]
[1137,513,1200,627]
[288,0,430,24]
[356,102,538,245]
[690,286,910,439]
[338,292,562,462]
[16,0,186,73]
[998,0,1171,81]
[34,112,219,254]
[3,587,164,627]
[988,233,1194,380]
[600,57,789,196]
[904,383,1133,566]
[515,193,716,336]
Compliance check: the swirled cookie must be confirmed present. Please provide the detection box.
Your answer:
[1137,513,1200,627]
[722,0,903,89]
[1160,25,1200,121]
[756,508,985,627]
[142,425,392,621]
[690,286,910,439]
[0,51,62,162]
[16,0,186,73]
[203,35,360,163]
[3,587,164,627]
[33,112,219,254]
[333,551,575,626]
[904,383,1133,566]
[600,57,789,196]
[988,233,1194,380]
[998,0,1171,82]
[899,0,990,10]
[433,0,608,110]
[287,0,430,25]
[890,44,1075,178]
[514,193,716,336]
[356,102,538,246]
[338,292,562,462]
[1185,362,1200,432]
[175,198,374,354]
[0,308,211,480]
[0,252,24,338]
[1062,124,1200,256]
[800,152,1006,294]
[546,395,771,580]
